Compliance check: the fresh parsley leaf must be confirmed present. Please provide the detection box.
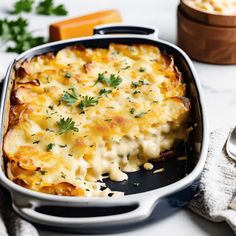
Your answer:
[99,88,112,96]
[57,117,79,134]
[96,73,122,88]
[134,112,148,118]
[0,17,47,54]
[131,80,144,88]
[36,0,68,16]
[78,96,98,112]
[64,72,72,78]
[61,88,78,106]
[33,140,40,144]
[12,0,34,14]
[47,143,55,151]
[133,90,141,95]
[130,108,135,114]
[139,67,146,72]
[40,170,47,175]
[121,65,130,70]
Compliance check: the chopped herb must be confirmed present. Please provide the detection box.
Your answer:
[39,170,47,175]
[130,108,135,114]
[47,143,55,151]
[86,189,90,191]
[48,104,54,110]
[64,72,72,78]
[131,80,144,88]
[31,134,36,136]
[68,154,73,157]
[99,88,112,96]
[133,90,141,95]
[134,112,148,118]
[33,140,40,144]
[12,0,34,14]
[153,168,165,174]
[57,117,79,134]
[45,128,54,132]
[61,88,78,106]
[59,144,67,148]
[78,96,98,112]
[61,172,66,179]
[105,119,112,122]
[121,65,131,70]
[106,106,114,109]
[133,182,140,187]
[36,0,68,16]
[96,73,122,88]
[89,145,94,148]
[139,67,146,72]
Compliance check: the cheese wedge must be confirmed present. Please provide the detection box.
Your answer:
[49,10,122,41]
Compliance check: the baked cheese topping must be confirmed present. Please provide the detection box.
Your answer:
[184,0,236,15]
[4,43,190,197]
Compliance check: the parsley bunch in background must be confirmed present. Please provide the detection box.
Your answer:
[12,0,68,16]
[12,0,34,14]
[0,17,46,53]
[36,0,68,16]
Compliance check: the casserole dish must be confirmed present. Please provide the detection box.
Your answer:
[0,24,208,232]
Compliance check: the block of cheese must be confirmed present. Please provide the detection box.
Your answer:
[49,9,122,41]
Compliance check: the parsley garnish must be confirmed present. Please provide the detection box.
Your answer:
[61,88,78,106]
[96,73,122,87]
[131,80,144,88]
[121,65,131,70]
[59,144,67,148]
[78,96,98,112]
[139,67,146,72]
[12,0,34,14]
[48,104,54,110]
[47,143,55,151]
[40,170,47,175]
[64,72,72,78]
[61,172,66,179]
[134,112,148,118]
[133,90,141,95]
[99,88,112,96]
[33,140,40,144]
[57,117,79,134]
[130,108,135,114]
[0,17,47,53]
[36,0,68,16]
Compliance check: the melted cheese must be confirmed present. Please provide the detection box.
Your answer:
[184,0,236,15]
[4,43,190,197]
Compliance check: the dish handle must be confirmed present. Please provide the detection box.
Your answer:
[93,24,159,39]
[12,195,159,228]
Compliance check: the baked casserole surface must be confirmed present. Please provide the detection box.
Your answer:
[3,43,190,197]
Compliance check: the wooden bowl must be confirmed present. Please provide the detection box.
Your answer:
[177,6,236,64]
[180,0,236,27]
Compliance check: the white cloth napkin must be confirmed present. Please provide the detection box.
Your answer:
[0,188,39,236]
[188,127,236,234]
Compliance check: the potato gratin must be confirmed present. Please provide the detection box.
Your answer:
[3,44,190,197]
[184,0,236,15]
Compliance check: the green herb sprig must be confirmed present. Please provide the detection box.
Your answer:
[78,96,98,112]
[57,117,79,134]
[36,0,68,16]
[61,88,78,106]
[0,17,47,53]
[96,73,122,88]
[12,0,34,14]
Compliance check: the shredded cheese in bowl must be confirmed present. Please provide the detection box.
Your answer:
[184,0,236,15]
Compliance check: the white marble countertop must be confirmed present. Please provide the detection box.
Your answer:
[0,0,236,235]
